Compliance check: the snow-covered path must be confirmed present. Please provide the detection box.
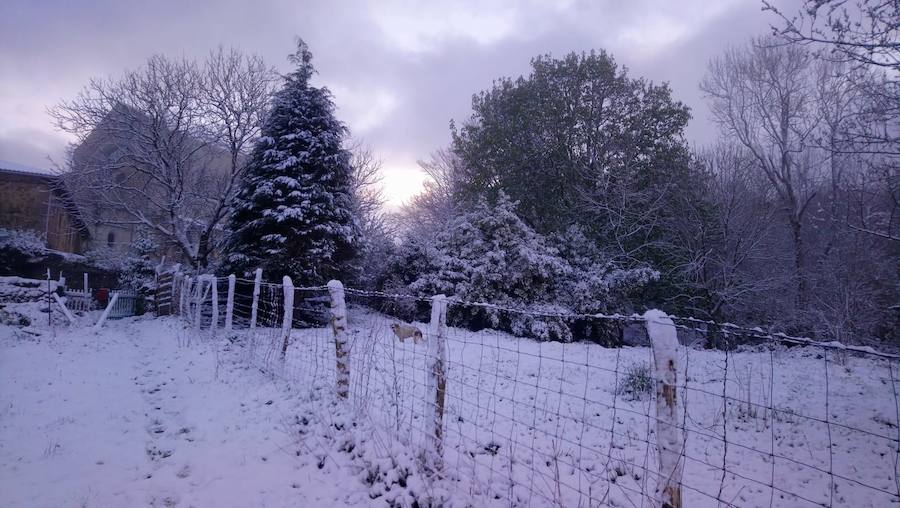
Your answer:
[0,317,356,508]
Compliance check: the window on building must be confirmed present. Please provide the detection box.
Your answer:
[107,232,115,248]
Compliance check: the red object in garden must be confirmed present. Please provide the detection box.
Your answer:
[95,288,109,306]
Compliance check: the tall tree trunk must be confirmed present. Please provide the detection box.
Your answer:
[196,231,211,271]
[790,218,806,310]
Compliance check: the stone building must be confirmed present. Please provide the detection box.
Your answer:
[0,160,90,254]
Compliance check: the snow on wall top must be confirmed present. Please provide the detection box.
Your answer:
[0,159,56,176]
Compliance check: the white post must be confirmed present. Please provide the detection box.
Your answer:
[225,274,235,332]
[93,293,120,331]
[327,280,350,399]
[170,264,181,317]
[250,268,262,330]
[51,293,76,325]
[194,276,204,332]
[180,275,191,318]
[424,294,449,471]
[210,276,219,336]
[643,309,683,508]
[280,276,294,359]
[83,272,89,293]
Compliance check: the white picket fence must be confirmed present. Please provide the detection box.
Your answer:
[64,289,94,312]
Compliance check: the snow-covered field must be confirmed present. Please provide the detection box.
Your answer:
[2,304,898,507]
[246,304,900,507]
[0,317,367,507]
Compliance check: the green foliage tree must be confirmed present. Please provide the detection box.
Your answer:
[451,50,694,251]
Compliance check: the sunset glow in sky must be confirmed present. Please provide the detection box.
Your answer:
[0,0,780,207]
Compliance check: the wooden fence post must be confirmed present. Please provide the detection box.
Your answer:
[83,272,89,293]
[643,309,683,508]
[280,276,294,359]
[93,293,120,331]
[250,268,262,330]
[210,276,219,335]
[424,294,449,471]
[225,274,235,332]
[327,280,350,399]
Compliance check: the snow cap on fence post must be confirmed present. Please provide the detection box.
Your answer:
[425,294,449,472]
[225,274,236,332]
[250,268,262,330]
[327,280,350,399]
[210,275,219,336]
[643,309,683,508]
[280,275,294,359]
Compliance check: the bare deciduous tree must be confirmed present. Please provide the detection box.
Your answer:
[50,49,277,269]
[667,143,781,324]
[763,0,899,72]
[701,37,820,308]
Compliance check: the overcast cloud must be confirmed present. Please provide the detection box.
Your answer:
[0,0,785,205]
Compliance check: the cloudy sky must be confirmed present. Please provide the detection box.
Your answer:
[0,0,786,206]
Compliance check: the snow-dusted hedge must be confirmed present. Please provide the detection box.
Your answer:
[385,195,656,342]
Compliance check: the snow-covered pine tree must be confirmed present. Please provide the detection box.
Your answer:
[223,40,359,285]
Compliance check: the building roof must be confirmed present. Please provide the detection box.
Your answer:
[0,159,57,177]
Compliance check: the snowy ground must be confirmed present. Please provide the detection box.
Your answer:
[2,303,898,507]
[246,301,900,507]
[0,317,366,507]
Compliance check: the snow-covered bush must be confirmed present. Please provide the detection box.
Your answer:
[84,233,158,297]
[401,194,572,340]
[381,197,656,343]
[0,228,48,258]
[551,225,658,315]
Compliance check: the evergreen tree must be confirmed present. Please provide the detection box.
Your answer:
[223,40,359,284]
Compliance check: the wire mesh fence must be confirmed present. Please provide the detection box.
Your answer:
[167,271,900,507]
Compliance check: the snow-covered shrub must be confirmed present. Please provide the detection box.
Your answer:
[402,194,573,340]
[0,228,48,258]
[551,225,658,314]
[382,197,656,343]
[0,228,51,276]
[117,234,158,294]
[84,233,158,306]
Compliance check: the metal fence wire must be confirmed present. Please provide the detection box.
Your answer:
[168,272,900,508]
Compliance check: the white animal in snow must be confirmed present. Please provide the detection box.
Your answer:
[391,322,423,344]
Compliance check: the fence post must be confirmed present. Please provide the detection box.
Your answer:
[643,309,683,508]
[93,293,120,331]
[327,280,350,399]
[250,268,262,330]
[225,274,235,332]
[169,264,181,318]
[210,276,219,335]
[51,293,76,325]
[180,275,190,318]
[424,294,448,471]
[280,275,294,359]
[83,272,89,293]
[194,276,204,332]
